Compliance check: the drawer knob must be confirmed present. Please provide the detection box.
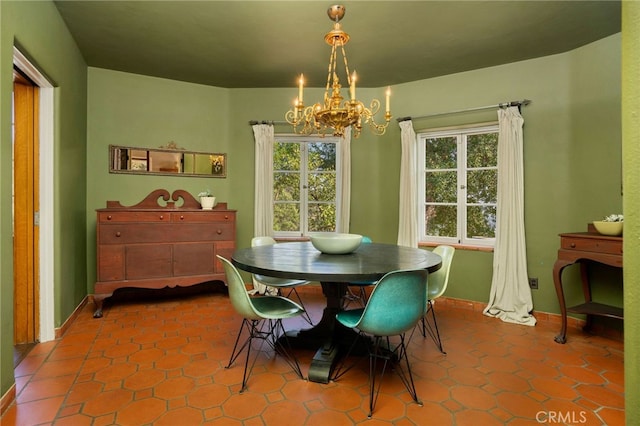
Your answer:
[107,215,112,220]
[159,215,164,220]
[570,243,576,248]
[115,232,121,237]
[180,215,184,220]
[224,215,229,220]
[217,229,223,235]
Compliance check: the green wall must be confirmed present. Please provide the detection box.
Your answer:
[86,68,231,286]
[86,35,623,317]
[0,0,87,398]
[622,2,639,424]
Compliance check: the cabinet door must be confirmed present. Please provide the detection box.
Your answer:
[98,245,124,281]
[173,243,215,276]
[125,245,172,280]
[214,241,236,274]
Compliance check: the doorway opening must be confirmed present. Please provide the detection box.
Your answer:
[12,47,55,369]
[12,67,39,366]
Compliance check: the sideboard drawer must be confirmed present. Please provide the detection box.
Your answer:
[171,212,235,222]
[561,236,622,255]
[99,223,235,244]
[98,211,170,223]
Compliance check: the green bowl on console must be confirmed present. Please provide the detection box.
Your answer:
[593,221,623,236]
[309,233,363,254]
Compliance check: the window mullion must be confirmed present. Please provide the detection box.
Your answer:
[300,142,309,235]
[457,135,466,244]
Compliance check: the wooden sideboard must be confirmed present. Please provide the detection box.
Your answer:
[552,226,623,343]
[94,189,236,317]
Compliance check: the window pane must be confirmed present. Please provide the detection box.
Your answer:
[467,205,496,239]
[308,142,336,171]
[308,203,336,232]
[425,205,457,237]
[426,137,457,169]
[467,133,498,168]
[426,170,457,203]
[466,169,497,204]
[308,172,336,202]
[274,142,300,171]
[274,172,300,201]
[274,203,300,232]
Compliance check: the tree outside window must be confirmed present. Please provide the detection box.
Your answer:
[419,124,498,247]
[273,136,340,236]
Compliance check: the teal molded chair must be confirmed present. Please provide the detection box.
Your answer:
[420,245,455,354]
[342,236,374,308]
[332,268,428,418]
[251,236,314,324]
[217,255,306,392]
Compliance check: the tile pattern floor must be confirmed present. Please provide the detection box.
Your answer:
[2,283,624,425]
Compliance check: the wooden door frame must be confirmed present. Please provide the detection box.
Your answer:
[13,47,55,342]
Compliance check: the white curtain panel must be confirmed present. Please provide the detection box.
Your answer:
[250,124,276,295]
[483,107,536,326]
[337,126,352,233]
[252,124,275,237]
[397,120,419,247]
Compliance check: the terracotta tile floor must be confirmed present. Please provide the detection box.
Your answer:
[2,284,624,425]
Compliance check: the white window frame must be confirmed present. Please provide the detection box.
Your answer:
[417,123,498,248]
[272,134,342,237]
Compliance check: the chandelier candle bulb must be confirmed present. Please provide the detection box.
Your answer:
[298,74,304,103]
[350,71,356,100]
[386,87,391,113]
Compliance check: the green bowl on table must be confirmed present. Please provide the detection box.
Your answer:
[309,233,363,254]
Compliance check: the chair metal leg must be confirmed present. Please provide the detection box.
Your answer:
[366,334,422,418]
[367,336,386,418]
[341,286,369,309]
[271,319,304,379]
[390,334,421,407]
[332,330,423,418]
[283,288,314,325]
[226,318,303,392]
[330,331,364,381]
[226,319,252,368]
[421,300,446,354]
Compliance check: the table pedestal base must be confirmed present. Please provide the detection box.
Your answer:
[283,281,367,383]
[308,342,340,383]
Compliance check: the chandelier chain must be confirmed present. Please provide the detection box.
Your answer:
[341,43,351,87]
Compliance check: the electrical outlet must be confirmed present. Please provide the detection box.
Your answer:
[529,277,539,289]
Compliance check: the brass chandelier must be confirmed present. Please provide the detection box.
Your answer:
[285,5,391,138]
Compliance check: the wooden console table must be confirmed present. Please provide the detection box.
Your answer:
[94,189,236,317]
[553,228,623,343]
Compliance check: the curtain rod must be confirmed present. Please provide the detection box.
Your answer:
[396,99,531,122]
[248,120,288,126]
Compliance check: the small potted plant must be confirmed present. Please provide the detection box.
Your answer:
[197,189,216,210]
[593,214,623,236]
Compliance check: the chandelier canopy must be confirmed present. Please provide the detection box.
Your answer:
[285,5,391,138]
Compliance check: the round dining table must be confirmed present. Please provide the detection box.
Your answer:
[232,241,442,383]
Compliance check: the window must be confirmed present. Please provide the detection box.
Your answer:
[273,135,341,236]
[418,124,498,247]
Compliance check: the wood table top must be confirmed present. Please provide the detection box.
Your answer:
[231,241,442,282]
